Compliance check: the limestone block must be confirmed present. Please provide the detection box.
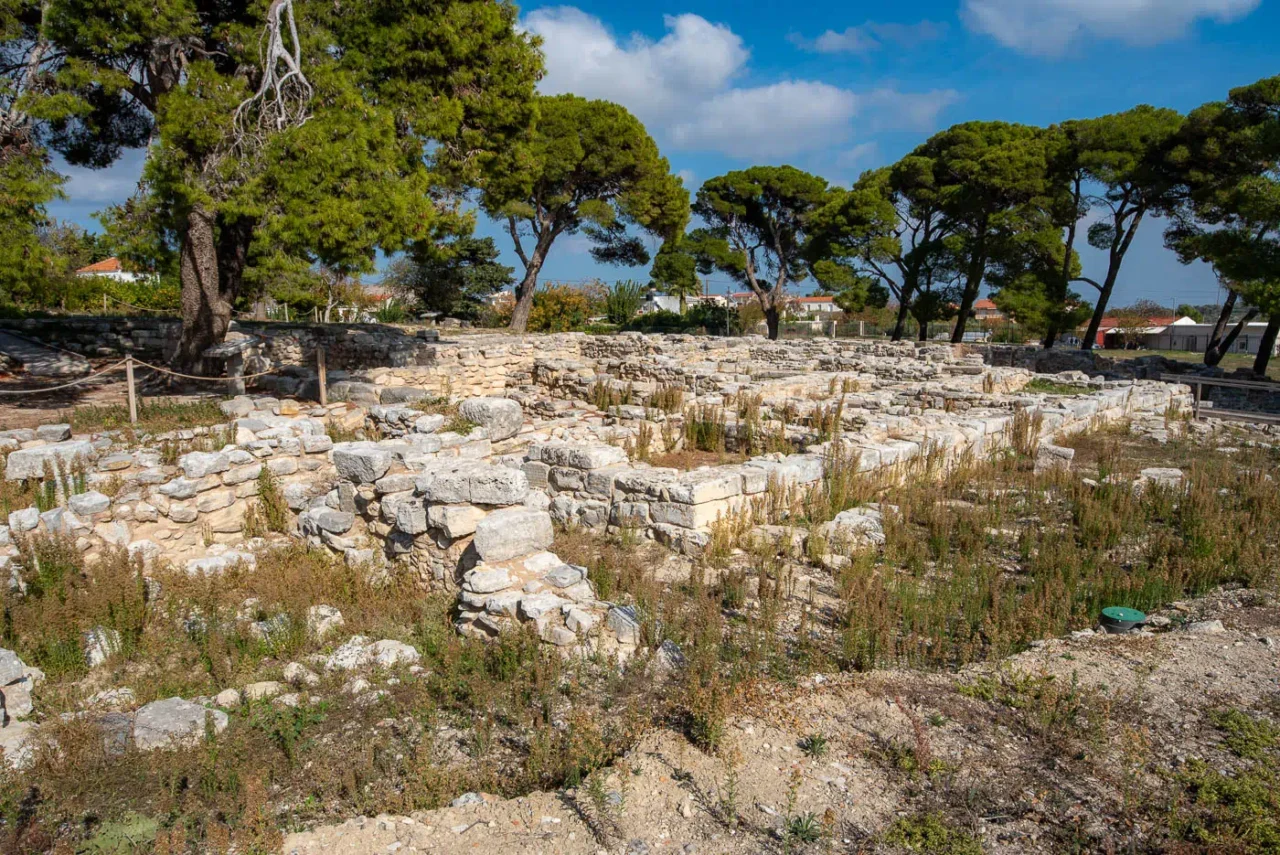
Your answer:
[222,463,262,485]
[462,566,513,594]
[332,443,394,484]
[68,491,110,516]
[458,397,523,441]
[133,697,228,750]
[666,469,742,505]
[179,452,230,480]
[472,508,553,562]
[4,440,94,481]
[427,504,486,539]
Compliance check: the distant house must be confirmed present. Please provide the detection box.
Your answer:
[74,257,155,284]
[791,295,840,316]
[1092,316,1177,349]
[1145,316,1279,356]
[973,298,1003,321]
[639,291,727,314]
[728,292,839,316]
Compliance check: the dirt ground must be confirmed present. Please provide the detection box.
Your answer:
[282,587,1280,855]
[0,361,219,430]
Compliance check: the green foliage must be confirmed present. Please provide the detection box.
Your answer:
[604,280,645,325]
[884,813,983,855]
[689,165,831,338]
[650,238,701,311]
[1023,378,1091,396]
[482,93,688,330]
[384,235,514,320]
[1165,74,1280,372]
[34,0,542,350]
[67,398,225,433]
[1211,708,1280,760]
[255,466,290,535]
[1177,303,1206,322]
[528,283,596,332]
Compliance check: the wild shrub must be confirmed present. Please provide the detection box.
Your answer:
[255,466,290,534]
[3,536,149,677]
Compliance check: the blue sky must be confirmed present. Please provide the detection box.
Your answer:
[49,0,1279,308]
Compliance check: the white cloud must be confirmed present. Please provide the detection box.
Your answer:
[794,20,948,55]
[858,88,963,132]
[669,81,859,159]
[525,8,956,161]
[962,0,1260,56]
[836,142,879,169]
[527,8,747,120]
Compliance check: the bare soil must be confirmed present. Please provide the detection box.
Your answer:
[283,588,1280,855]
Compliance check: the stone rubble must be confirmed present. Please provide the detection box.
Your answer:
[1,331,1249,759]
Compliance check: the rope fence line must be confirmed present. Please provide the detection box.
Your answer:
[101,293,174,315]
[129,356,286,383]
[0,359,129,394]
[2,345,332,419]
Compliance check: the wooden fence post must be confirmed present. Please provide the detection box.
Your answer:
[125,355,138,424]
[317,347,327,406]
[103,293,108,315]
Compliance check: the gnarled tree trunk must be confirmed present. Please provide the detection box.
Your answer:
[1253,316,1279,378]
[764,304,781,340]
[176,207,230,371]
[891,293,911,342]
[1204,292,1258,368]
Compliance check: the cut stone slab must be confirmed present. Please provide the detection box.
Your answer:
[35,423,71,442]
[4,440,94,481]
[463,566,513,594]
[179,451,231,480]
[472,507,553,562]
[459,397,524,441]
[133,697,229,750]
[68,491,111,516]
[332,443,395,484]
[427,504,486,539]
[0,649,26,685]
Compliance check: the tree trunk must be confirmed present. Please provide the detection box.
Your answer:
[1081,264,1122,352]
[764,303,781,340]
[1252,316,1279,378]
[917,315,929,342]
[951,235,987,344]
[1205,293,1258,367]
[1043,328,1058,349]
[509,233,552,334]
[176,207,229,371]
[1081,208,1145,351]
[891,295,911,342]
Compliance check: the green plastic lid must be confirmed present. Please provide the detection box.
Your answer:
[1101,606,1146,623]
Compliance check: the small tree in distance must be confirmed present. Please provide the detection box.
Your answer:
[482,94,689,334]
[689,166,831,340]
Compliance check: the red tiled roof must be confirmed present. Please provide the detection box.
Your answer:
[974,299,998,310]
[75,257,124,274]
[794,296,835,303]
[1097,316,1176,330]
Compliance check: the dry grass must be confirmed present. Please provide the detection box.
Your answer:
[63,398,228,435]
[2,424,1276,851]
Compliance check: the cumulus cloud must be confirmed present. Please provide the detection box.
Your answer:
[962,0,1260,56]
[524,8,957,161]
[792,20,948,55]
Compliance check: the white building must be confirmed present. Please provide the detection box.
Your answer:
[74,257,155,284]
[1145,316,1277,356]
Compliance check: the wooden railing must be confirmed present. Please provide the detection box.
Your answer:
[1161,374,1280,423]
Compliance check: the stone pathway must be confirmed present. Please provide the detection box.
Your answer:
[0,331,90,377]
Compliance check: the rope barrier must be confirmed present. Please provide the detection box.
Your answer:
[129,356,286,382]
[0,359,129,394]
[102,294,175,315]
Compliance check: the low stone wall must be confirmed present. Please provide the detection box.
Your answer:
[0,317,176,360]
